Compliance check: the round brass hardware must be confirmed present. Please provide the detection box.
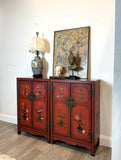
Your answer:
[28,92,36,103]
[65,97,76,109]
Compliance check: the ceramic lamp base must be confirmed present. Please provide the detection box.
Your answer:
[31,55,43,79]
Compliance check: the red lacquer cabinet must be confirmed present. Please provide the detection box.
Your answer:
[17,78,50,141]
[17,78,100,155]
[50,79,100,155]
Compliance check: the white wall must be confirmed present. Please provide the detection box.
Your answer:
[0,0,115,147]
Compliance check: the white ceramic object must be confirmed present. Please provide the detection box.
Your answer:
[55,66,63,77]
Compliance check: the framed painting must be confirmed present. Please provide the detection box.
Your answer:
[53,26,90,79]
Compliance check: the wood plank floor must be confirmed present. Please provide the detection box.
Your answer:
[0,121,111,160]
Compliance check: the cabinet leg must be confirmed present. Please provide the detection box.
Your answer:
[17,130,21,134]
[91,148,95,156]
[50,140,54,144]
[96,139,99,147]
[48,139,51,143]
[91,152,95,156]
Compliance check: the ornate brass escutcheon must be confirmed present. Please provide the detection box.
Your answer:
[96,112,99,120]
[51,124,55,129]
[46,122,49,128]
[28,92,36,102]
[50,87,55,92]
[88,131,94,138]
[18,117,21,121]
[45,86,48,91]
[45,87,55,92]
[17,84,21,89]
[65,97,76,109]
[88,90,95,96]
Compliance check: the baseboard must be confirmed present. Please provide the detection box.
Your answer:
[100,134,112,148]
[0,113,17,124]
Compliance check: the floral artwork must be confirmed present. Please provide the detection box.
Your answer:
[77,90,84,102]
[75,113,85,133]
[20,84,31,97]
[22,103,28,121]
[53,27,90,78]
[36,106,44,122]
[57,109,66,127]
[57,88,65,99]
[33,84,46,98]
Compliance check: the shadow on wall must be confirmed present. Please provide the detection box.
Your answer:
[42,56,49,78]
[42,38,50,78]
[100,80,112,138]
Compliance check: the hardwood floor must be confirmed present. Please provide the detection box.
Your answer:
[0,121,111,160]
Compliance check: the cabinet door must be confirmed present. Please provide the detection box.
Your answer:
[18,81,32,127]
[33,81,48,131]
[71,83,92,142]
[52,82,70,137]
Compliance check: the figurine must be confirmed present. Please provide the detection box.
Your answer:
[75,52,83,71]
[68,50,75,65]
[68,51,77,70]
[68,50,83,79]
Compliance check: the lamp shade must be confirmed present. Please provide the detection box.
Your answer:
[29,37,45,54]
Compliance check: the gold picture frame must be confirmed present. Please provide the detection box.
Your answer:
[53,26,90,79]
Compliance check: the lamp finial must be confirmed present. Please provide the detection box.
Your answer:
[36,32,39,37]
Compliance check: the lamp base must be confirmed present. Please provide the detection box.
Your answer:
[33,74,42,78]
[32,55,43,79]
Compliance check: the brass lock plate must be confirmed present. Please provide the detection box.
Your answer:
[65,97,76,109]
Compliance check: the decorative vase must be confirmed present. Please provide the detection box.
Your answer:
[31,55,43,78]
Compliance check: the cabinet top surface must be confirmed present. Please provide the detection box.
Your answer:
[17,77,100,83]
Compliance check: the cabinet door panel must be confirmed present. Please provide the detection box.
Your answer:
[52,83,70,137]
[72,84,91,105]
[33,81,48,131]
[19,99,32,127]
[33,82,47,100]
[18,81,31,98]
[33,101,47,131]
[71,84,91,142]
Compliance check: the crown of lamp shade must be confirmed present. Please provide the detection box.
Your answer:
[29,32,45,54]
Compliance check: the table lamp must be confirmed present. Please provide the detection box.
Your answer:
[29,32,45,78]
